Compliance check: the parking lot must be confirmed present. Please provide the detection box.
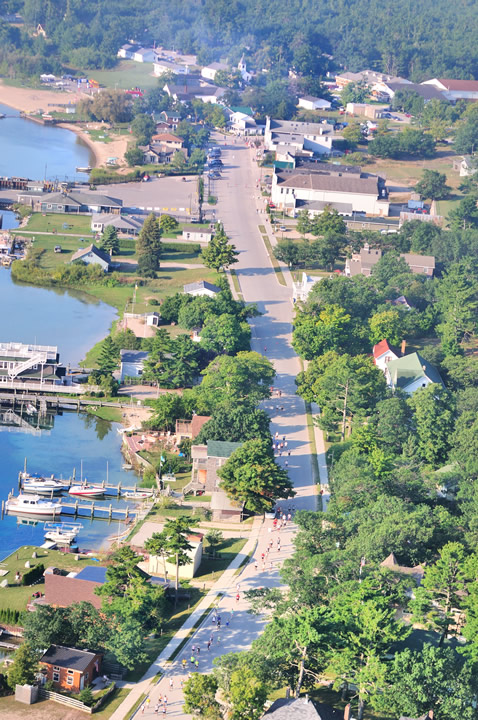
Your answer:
[96,175,199,219]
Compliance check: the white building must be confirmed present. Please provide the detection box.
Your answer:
[238,55,252,83]
[70,244,111,272]
[271,168,389,216]
[154,59,190,76]
[292,272,323,303]
[453,156,477,177]
[422,78,478,101]
[148,531,203,580]
[385,352,444,394]
[265,116,339,156]
[181,225,214,244]
[117,44,156,63]
[0,342,61,386]
[298,96,332,111]
[91,213,144,236]
[183,280,221,298]
[227,111,262,136]
[201,62,228,81]
[120,350,149,382]
[372,339,401,373]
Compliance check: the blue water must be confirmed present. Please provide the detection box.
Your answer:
[0,102,94,181]
[0,268,117,366]
[1,209,19,230]
[0,412,141,558]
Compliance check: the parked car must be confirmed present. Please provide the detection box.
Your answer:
[279,225,288,231]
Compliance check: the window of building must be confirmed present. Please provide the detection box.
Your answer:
[53,672,60,682]
[47,204,52,210]
[67,669,74,674]
[53,666,60,671]
[85,672,89,680]
[66,676,73,686]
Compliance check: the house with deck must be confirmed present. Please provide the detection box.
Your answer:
[0,342,63,387]
[189,440,244,521]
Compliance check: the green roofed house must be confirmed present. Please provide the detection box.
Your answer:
[189,439,244,522]
[385,351,444,394]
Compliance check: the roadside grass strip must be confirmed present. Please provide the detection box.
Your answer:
[259,229,287,286]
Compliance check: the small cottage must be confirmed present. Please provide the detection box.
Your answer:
[40,644,102,693]
[70,244,111,272]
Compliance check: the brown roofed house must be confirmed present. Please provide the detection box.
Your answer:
[345,243,382,277]
[380,553,425,585]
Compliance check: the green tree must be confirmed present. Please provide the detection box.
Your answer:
[159,214,179,233]
[341,81,368,104]
[137,213,162,277]
[205,529,223,557]
[183,673,221,718]
[148,392,186,431]
[97,335,118,375]
[368,133,400,158]
[198,352,275,409]
[166,334,200,388]
[144,530,170,580]
[447,195,478,231]
[225,666,268,720]
[296,209,312,235]
[125,145,144,167]
[171,151,187,171]
[273,238,302,267]
[311,206,347,236]
[131,113,155,145]
[218,438,295,514]
[7,643,40,689]
[195,406,271,444]
[200,313,251,355]
[296,351,387,440]
[415,169,450,200]
[454,115,478,154]
[100,225,119,255]
[162,516,199,600]
[293,304,353,360]
[342,122,363,147]
[377,644,477,720]
[141,328,173,387]
[201,224,239,272]
[436,260,478,355]
[408,384,455,467]
[368,308,404,346]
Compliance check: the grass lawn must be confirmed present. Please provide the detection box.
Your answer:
[0,545,104,613]
[89,61,160,91]
[194,538,248,583]
[20,213,95,234]
[84,128,113,143]
[147,503,210,521]
[95,687,131,719]
[85,406,123,423]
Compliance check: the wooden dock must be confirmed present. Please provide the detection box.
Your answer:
[58,500,138,520]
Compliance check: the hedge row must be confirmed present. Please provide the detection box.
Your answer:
[0,608,21,624]
[22,563,45,586]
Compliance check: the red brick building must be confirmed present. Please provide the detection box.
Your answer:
[40,644,102,693]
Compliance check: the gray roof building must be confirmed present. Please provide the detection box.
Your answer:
[40,645,99,673]
[264,697,347,720]
[70,244,111,271]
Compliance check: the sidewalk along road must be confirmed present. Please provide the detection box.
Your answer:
[110,136,322,719]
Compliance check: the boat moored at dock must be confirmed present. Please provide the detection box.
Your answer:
[22,474,68,494]
[68,483,105,497]
[5,494,62,516]
[44,522,82,544]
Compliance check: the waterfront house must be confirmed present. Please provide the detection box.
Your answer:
[120,350,149,382]
[190,439,244,521]
[0,342,63,386]
[181,225,214,244]
[70,244,111,272]
[40,644,102,693]
[183,280,221,297]
[91,213,144,236]
[175,415,211,443]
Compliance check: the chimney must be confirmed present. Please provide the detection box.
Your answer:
[344,704,351,720]
[304,694,309,704]
[400,339,406,355]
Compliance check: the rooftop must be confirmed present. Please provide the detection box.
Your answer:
[207,439,242,458]
[276,169,381,196]
[120,350,149,364]
[41,644,99,672]
[70,244,111,265]
[387,352,444,389]
[264,697,345,720]
[74,565,108,584]
[184,280,221,294]
[436,78,478,91]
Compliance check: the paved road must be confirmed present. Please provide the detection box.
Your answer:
[111,138,322,719]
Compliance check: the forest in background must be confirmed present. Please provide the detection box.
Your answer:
[1,0,478,81]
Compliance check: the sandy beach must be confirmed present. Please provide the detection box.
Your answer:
[0,80,129,168]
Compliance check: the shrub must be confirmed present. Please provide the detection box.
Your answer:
[22,563,44,586]
[78,687,94,706]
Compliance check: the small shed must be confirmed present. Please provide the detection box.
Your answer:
[120,350,149,381]
[183,280,221,297]
[181,225,214,244]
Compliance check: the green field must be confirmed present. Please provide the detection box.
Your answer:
[89,61,160,91]
[194,537,248,583]
[20,213,94,234]
[0,546,104,613]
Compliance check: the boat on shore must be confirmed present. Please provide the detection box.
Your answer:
[6,494,62,516]
[76,166,92,173]
[44,522,82,544]
[22,475,68,494]
[69,483,104,497]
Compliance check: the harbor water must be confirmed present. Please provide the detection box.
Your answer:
[0,411,141,558]
[0,102,94,181]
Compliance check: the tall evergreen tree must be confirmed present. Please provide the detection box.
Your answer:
[137,213,162,277]
[201,223,239,272]
[100,225,120,255]
[97,335,118,375]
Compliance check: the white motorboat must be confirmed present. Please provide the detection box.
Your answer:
[44,522,82,544]
[69,483,104,497]
[122,490,154,500]
[22,475,68,494]
[5,494,62,516]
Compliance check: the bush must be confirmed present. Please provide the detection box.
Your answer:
[78,687,94,706]
[207,195,217,205]
[22,563,44,586]
[162,242,201,254]
[0,608,21,625]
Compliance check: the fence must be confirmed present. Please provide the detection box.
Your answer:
[39,681,116,714]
